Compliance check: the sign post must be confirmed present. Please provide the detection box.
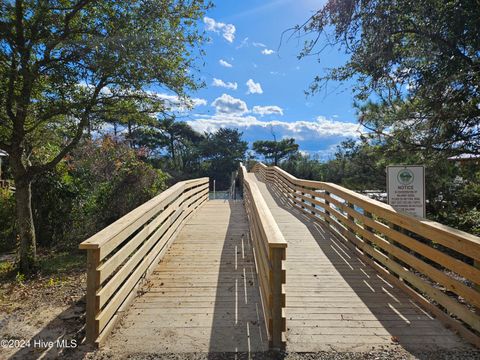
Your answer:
[387,165,425,218]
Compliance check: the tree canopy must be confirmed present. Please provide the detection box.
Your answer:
[0,0,210,272]
[294,0,480,155]
[252,138,299,166]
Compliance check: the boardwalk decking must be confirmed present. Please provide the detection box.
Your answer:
[102,178,474,355]
[106,200,268,353]
[249,174,471,352]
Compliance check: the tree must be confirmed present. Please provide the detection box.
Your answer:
[157,118,203,163]
[97,98,160,146]
[292,0,480,155]
[0,0,210,273]
[253,138,299,165]
[201,128,248,189]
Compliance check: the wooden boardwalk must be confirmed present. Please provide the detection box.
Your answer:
[95,176,476,355]
[249,174,472,352]
[106,200,268,354]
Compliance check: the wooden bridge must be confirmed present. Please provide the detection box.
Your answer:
[79,163,480,355]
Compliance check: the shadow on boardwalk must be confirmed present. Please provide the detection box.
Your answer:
[207,199,269,356]
[263,181,472,357]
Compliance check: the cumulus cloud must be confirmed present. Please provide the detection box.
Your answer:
[252,105,284,116]
[219,59,233,68]
[261,49,275,55]
[187,114,360,143]
[212,78,238,90]
[149,92,207,111]
[211,94,248,115]
[204,17,236,43]
[246,79,263,94]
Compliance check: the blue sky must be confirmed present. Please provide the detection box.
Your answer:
[165,1,364,160]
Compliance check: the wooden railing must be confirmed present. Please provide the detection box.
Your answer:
[79,177,209,346]
[239,163,287,349]
[252,162,480,347]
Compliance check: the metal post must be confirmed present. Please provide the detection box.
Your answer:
[213,179,216,200]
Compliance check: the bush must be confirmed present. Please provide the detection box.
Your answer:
[0,188,15,252]
[68,137,168,243]
[25,136,169,250]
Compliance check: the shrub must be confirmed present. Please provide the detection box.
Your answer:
[0,188,15,252]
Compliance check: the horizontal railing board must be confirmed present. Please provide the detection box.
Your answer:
[253,163,480,347]
[80,177,209,346]
[271,165,480,261]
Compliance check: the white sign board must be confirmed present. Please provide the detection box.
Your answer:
[387,165,425,218]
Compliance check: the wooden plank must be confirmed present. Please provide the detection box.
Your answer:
[269,165,480,261]
[325,193,480,285]
[86,249,101,344]
[250,171,477,350]
[326,204,480,310]
[325,213,480,333]
[79,183,184,253]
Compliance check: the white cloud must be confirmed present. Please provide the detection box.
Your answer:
[236,37,249,49]
[219,59,233,68]
[252,105,284,116]
[261,49,275,55]
[246,79,263,94]
[253,42,266,48]
[211,94,248,115]
[212,78,238,90]
[187,114,360,142]
[152,92,207,111]
[204,17,236,43]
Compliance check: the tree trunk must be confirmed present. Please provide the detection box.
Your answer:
[14,176,37,273]
[170,138,175,161]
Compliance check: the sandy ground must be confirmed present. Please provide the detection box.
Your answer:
[0,270,479,360]
[0,270,93,359]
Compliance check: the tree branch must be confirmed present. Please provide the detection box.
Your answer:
[27,77,107,176]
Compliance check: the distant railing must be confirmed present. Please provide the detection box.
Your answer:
[252,162,480,347]
[79,177,209,346]
[239,163,287,349]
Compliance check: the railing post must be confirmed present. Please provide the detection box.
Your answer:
[476,260,480,315]
[86,249,101,345]
[270,246,286,350]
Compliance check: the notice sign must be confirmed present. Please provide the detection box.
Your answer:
[387,165,425,218]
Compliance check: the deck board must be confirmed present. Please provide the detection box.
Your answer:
[103,178,475,355]
[106,200,268,354]
[249,174,472,353]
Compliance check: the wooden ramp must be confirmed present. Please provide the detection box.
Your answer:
[105,200,268,354]
[248,174,472,353]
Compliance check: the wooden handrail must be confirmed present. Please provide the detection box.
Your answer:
[252,163,480,347]
[79,177,209,346]
[239,163,287,349]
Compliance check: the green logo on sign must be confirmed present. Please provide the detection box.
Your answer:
[398,169,414,185]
